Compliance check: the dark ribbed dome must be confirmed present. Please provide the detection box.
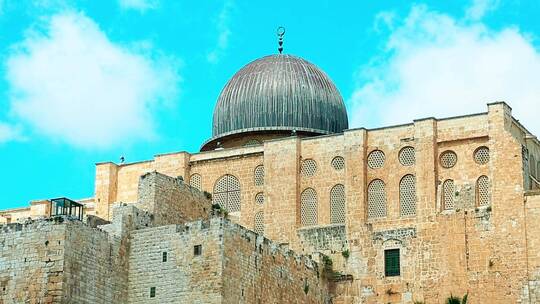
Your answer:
[210,54,349,141]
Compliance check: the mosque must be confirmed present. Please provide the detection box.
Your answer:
[1,33,540,303]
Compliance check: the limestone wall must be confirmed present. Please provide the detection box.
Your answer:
[136,171,212,225]
[0,217,127,304]
[128,221,223,304]
[221,219,329,304]
[524,191,540,302]
[0,218,67,303]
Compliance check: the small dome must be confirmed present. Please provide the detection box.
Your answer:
[203,54,348,150]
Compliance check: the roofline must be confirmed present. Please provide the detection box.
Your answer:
[201,126,336,151]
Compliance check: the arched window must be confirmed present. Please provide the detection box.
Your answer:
[255,192,264,205]
[330,184,346,224]
[300,188,318,226]
[367,179,386,219]
[254,211,264,235]
[399,175,416,217]
[477,176,490,206]
[213,175,241,212]
[189,174,202,191]
[531,155,537,178]
[254,165,264,186]
[442,179,455,210]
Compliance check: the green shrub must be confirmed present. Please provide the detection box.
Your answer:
[342,249,350,259]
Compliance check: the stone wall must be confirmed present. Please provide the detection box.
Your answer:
[221,219,329,304]
[0,217,128,304]
[0,218,67,303]
[127,216,329,304]
[128,221,223,304]
[524,191,540,303]
[136,171,212,225]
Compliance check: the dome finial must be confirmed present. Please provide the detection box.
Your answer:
[277,26,285,54]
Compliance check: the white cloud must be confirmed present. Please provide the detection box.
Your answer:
[6,12,180,148]
[207,0,233,64]
[119,0,158,11]
[466,0,498,20]
[349,4,540,136]
[0,123,22,143]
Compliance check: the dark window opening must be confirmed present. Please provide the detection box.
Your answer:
[194,245,202,256]
[384,249,400,277]
[162,252,167,262]
[150,287,156,298]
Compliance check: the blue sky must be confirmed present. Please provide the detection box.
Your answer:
[0,0,539,209]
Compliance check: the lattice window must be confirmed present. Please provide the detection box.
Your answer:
[399,146,415,166]
[440,151,457,168]
[244,139,261,147]
[330,184,346,224]
[477,176,490,206]
[301,159,317,177]
[474,146,490,165]
[254,165,265,186]
[367,179,386,219]
[254,211,264,235]
[442,179,455,210]
[300,188,318,226]
[255,192,264,205]
[531,155,537,178]
[399,175,416,217]
[331,156,345,171]
[190,174,202,191]
[213,175,241,212]
[367,150,385,169]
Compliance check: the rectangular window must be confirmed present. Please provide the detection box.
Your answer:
[194,245,202,256]
[162,252,167,262]
[150,287,156,298]
[384,249,400,277]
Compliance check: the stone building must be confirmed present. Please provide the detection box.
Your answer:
[2,53,540,303]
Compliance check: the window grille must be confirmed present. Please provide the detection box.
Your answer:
[399,146,415,166]
[331,156,345,171]
[150,287,156,298]
[300,188,318,226]
[255,192,264,205]
[330,184,346,224]
[244,139,262,147]
[384,249,400,277]
[254,165,265,186]
[442,179,455,210]
[367,179,386,219]
[531,155,537,178]
[477,176,490,206]
[440,151,457,168]
[399,175,416,217]
[190,174,202,191]
[367,150,385,169]
[474,146,490,165]
[162,252,167,262]
[213,175,241,212]
[301,159,317,177]
[254,211,264,235]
